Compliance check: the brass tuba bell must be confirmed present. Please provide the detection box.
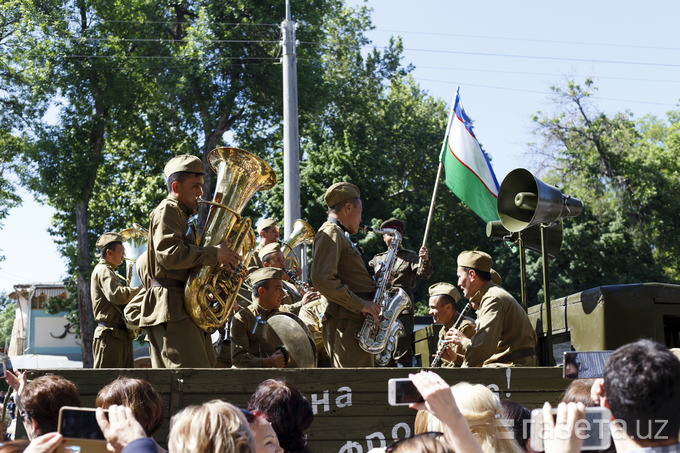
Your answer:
[119,224,149,287]
[279,219,315,273]
[184,147,276,333]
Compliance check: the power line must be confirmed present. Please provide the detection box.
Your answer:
[371,29,680,53]
[414,65,680,85]
[415,77,677,107]
[390,47,680,68]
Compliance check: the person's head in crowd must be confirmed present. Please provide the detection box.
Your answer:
[21,375,80,438]
[96,377,165,437]
[414,410,444,435]
[601,339,680,446]
[248,379,314,453]
[168,400,254,453]
[500,400,533,453]
[242,409,284,453]
[325,182,363,235]
[560,378,597,406]
[385,432,454,453]
[451,382,523,453]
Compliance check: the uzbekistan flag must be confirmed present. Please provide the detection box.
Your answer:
[439,87,500,223]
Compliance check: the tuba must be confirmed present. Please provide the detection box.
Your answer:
[119,224,148,287]
[356,224,410,364]
[184,147,276,333]
[278,219,315,274]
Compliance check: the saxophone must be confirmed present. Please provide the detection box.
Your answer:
[356,224,410,362]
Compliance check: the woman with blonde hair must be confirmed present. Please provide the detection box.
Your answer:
[450,382,523,453]
[168,400,254,453]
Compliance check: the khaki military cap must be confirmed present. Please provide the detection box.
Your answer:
[324,182,360,207]
[259,242,282,260]
[428,282,460,303]
[164,154,203,178]
[380,218,405,232]
[256,218,278,234]
[248,267,284,286]
[457,250,493,273]
[96,232,124,249]
[490,269,502,286]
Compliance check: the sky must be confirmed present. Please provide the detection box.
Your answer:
[1,0,679,294]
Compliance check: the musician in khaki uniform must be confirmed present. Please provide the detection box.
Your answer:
[141,154,241,368]
[248,218,279,270]
[259,242,320,315]
[447,251,538,367]
[428,282,475,368]
[369,218,432,367]
[91,232,141,368]
[311,182,379,368]
[230,267,287,368]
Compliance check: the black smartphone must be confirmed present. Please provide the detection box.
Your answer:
[563,351,612,379]
[388,378,424,406]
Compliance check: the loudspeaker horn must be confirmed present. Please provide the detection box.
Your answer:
[497,168,582,232]
[486,220,563,260]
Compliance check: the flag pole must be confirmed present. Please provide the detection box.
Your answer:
[421,161,443,249]
[421,93,458,251]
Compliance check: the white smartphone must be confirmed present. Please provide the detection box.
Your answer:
[530,406,611,452]
[57,406,109,453]
[388,378,424,406]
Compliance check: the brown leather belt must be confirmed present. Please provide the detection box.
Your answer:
[497,347,536,364]
[151,278,186,289]
[355,293,374,299]
[98,321,127,331]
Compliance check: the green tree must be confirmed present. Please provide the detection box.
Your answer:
[528,79,680,299]
[0,293,15,351]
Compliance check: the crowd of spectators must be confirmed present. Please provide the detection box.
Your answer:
[0,338,677,453]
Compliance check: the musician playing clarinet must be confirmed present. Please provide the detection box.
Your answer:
[311,182,379,368]
[428,282,475,368]
[446,251,538,367]
[369,218,432,367]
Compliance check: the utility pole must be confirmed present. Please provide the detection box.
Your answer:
[281,0,300,244]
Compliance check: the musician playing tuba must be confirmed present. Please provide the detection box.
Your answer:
[368,218,433,367]
[310,182,379,368]
[140,155,241,369]
[91,232,142,368]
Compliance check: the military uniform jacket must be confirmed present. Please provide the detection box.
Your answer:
[369,248,433,309]
[282,280,305,315]
[230,303,279,368]
[311,221,375,323]
[438,314,476,367]
[140,197,219,327]
[91,259,141,334]
[462,281,538,367]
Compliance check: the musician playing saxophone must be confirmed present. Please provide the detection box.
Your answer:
[428,283,475,367]
[140,154,241,368]
[311,182,379,368]
[259,242,320,315]
[369,218,432,367]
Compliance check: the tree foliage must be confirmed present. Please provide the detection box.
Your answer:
[527,79,680,300]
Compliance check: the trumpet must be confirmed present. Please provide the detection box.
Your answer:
[430,302,472,367]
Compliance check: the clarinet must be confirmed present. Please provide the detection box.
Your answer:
[430,302,473,367]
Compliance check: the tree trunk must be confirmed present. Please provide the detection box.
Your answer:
[75,200,94,368]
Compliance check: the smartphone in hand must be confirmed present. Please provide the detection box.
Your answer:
[388,378,424,406]
[57,406,109,453]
